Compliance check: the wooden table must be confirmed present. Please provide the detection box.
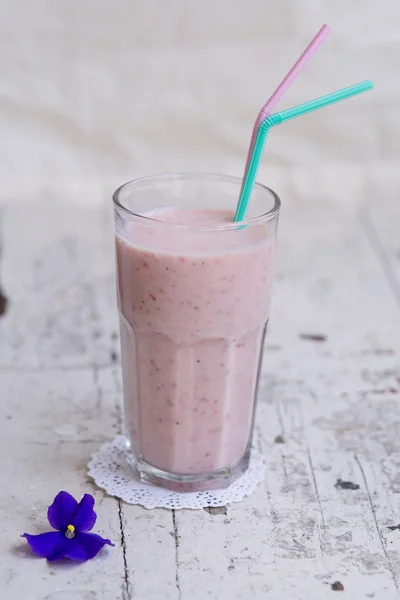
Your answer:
[1,192,400,600]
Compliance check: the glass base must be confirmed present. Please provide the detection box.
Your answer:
[126,444,250,492]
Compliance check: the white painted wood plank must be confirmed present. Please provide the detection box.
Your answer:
[358,194,400,594]
[120,503,178,600]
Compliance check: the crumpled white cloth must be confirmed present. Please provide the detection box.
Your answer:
[88,435,265,509]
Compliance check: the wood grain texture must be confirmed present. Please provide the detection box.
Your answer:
[1,194,400,599]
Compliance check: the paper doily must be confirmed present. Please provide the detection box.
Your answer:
[88,436,265,509]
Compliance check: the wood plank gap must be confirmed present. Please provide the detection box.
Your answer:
[354,454,399,595]
[306,446,326,529]
[118,499,133,600]
[0,207,8,317]
[172,510,182,600]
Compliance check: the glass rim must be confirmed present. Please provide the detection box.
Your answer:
[113,172,281,231]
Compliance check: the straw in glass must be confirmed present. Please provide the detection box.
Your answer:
[242,24,331,179]
[234,80,374,222]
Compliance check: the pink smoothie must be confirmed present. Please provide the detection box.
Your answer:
[116,208,275,475]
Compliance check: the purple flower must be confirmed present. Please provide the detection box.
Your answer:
[22,491,114,562]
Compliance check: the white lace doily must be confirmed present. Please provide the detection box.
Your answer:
[88,435,265,509]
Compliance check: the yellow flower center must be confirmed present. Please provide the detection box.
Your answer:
[65,524,76,539]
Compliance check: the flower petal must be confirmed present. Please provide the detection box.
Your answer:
[21,532,67,560]
[71,494,97,532]
[63,532,114,562]
[47,491,78,531]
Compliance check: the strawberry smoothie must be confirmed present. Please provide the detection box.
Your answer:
[114,175,279,490]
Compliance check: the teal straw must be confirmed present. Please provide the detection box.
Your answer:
[234,80,374,222]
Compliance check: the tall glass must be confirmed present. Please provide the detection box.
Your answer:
[113,174,280,491]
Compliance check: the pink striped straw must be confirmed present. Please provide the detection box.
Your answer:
[243,24,331,176]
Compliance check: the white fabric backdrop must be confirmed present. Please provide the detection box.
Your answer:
[1,0,399,204]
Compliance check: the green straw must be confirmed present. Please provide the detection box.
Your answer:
[234,80,374,222]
